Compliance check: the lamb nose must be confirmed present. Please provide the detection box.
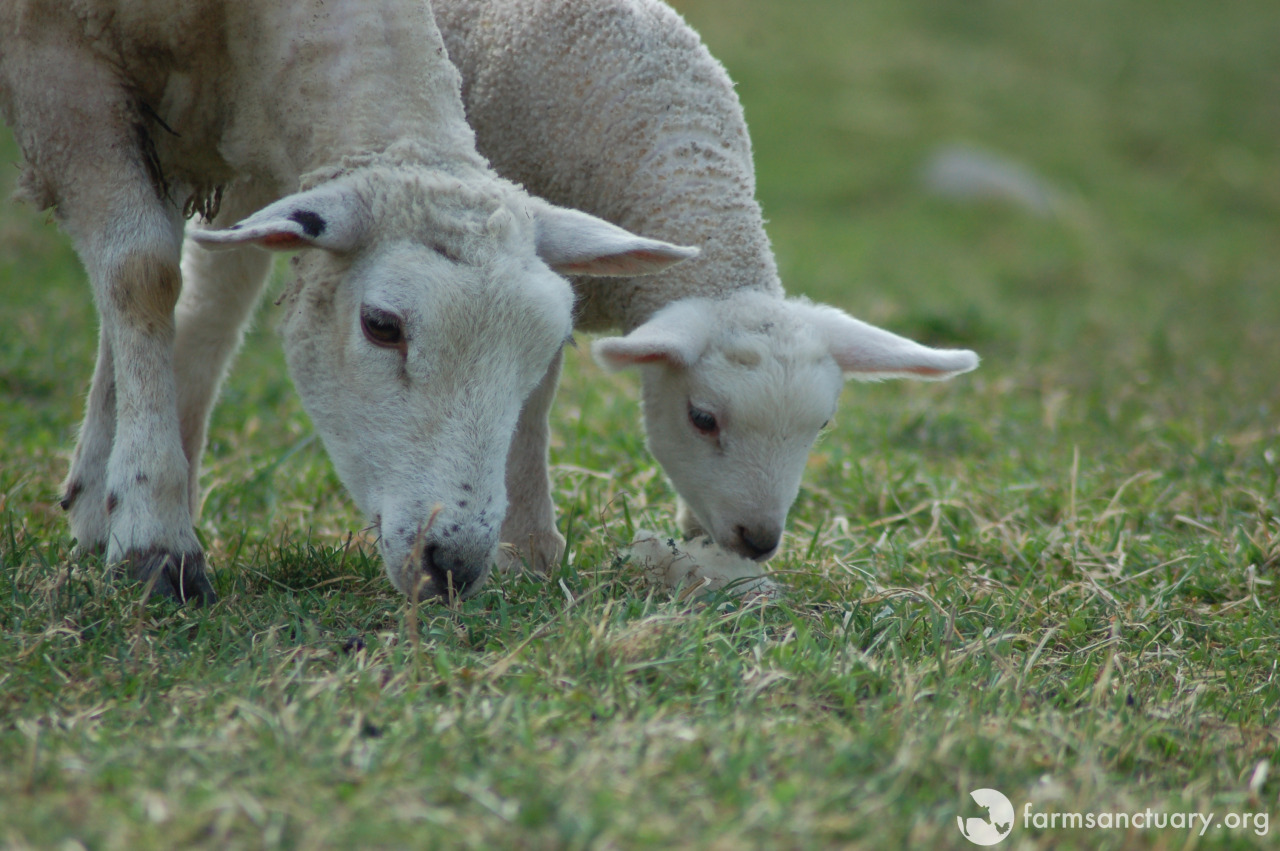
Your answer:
[735,525,781,560]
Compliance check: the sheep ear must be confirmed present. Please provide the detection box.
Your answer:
[530,201,699,276]
[795,301,980,381]
[593,301,711,371]
[191,184,369,253]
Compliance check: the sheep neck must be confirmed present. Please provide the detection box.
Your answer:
[232,0,487,185]
[76,0,488,201]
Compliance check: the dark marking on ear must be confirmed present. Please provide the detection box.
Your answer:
[289,209,326,238]
[61,480,83,511]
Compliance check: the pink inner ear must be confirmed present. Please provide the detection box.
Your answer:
[842,362,951,377]
[596,342,675,369]
[627,351,671,364]
[625,250,680,265]
[555,257,636,275]
[840,361,953,378]
[557,249,680,276]
[260,232,309,249]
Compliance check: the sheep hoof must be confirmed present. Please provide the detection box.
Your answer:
[494,544,530,575]
[495,529,565,576]
[121,549,218,606]
[628,529,782,599]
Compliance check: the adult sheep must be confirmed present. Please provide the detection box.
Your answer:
[0,0,695,604]
[435,0,979,571]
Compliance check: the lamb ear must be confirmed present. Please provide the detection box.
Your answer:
[529,200,699,276]
[795,301,980,381]
[191,183,369,253]
[592,300,712,371]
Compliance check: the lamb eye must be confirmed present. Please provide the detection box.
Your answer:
[361,309,404,348]
[689,405,718,435]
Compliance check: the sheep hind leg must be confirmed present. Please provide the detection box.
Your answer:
[498,349,566,575]
[175,185,276,519]
[61,328,116,555]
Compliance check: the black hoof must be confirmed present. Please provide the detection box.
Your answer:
[124,549,218,606]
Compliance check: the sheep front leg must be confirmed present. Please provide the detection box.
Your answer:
[61,188,214,604]
[498,348,565,574]
[93,222,216,604]
[10,45,213,603]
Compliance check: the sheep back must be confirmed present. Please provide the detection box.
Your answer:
[436,0,784,332]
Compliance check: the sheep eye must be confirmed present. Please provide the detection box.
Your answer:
[688,405,718,435]
[361,308,404,348]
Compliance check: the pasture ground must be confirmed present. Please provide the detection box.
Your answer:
[1,0,1277,848]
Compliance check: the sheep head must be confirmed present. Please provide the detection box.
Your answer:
[594,291,979,561]
[194,171,695,599]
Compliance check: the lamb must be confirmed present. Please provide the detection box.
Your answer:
[434,0,979,573]
[0,0,695,604]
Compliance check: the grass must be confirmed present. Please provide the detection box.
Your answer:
[1,0,1277,848]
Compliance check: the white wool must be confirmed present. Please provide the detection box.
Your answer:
[436,0,980,572]
[628,531,781,599]
[437,0,780,331]
[0,0,695,602]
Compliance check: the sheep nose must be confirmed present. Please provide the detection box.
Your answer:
[414,539,489,600]
[733,525,781,561]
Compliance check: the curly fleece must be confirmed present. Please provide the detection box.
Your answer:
[436,0,784,333]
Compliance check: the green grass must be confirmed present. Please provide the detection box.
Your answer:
[2,0,1278,848]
